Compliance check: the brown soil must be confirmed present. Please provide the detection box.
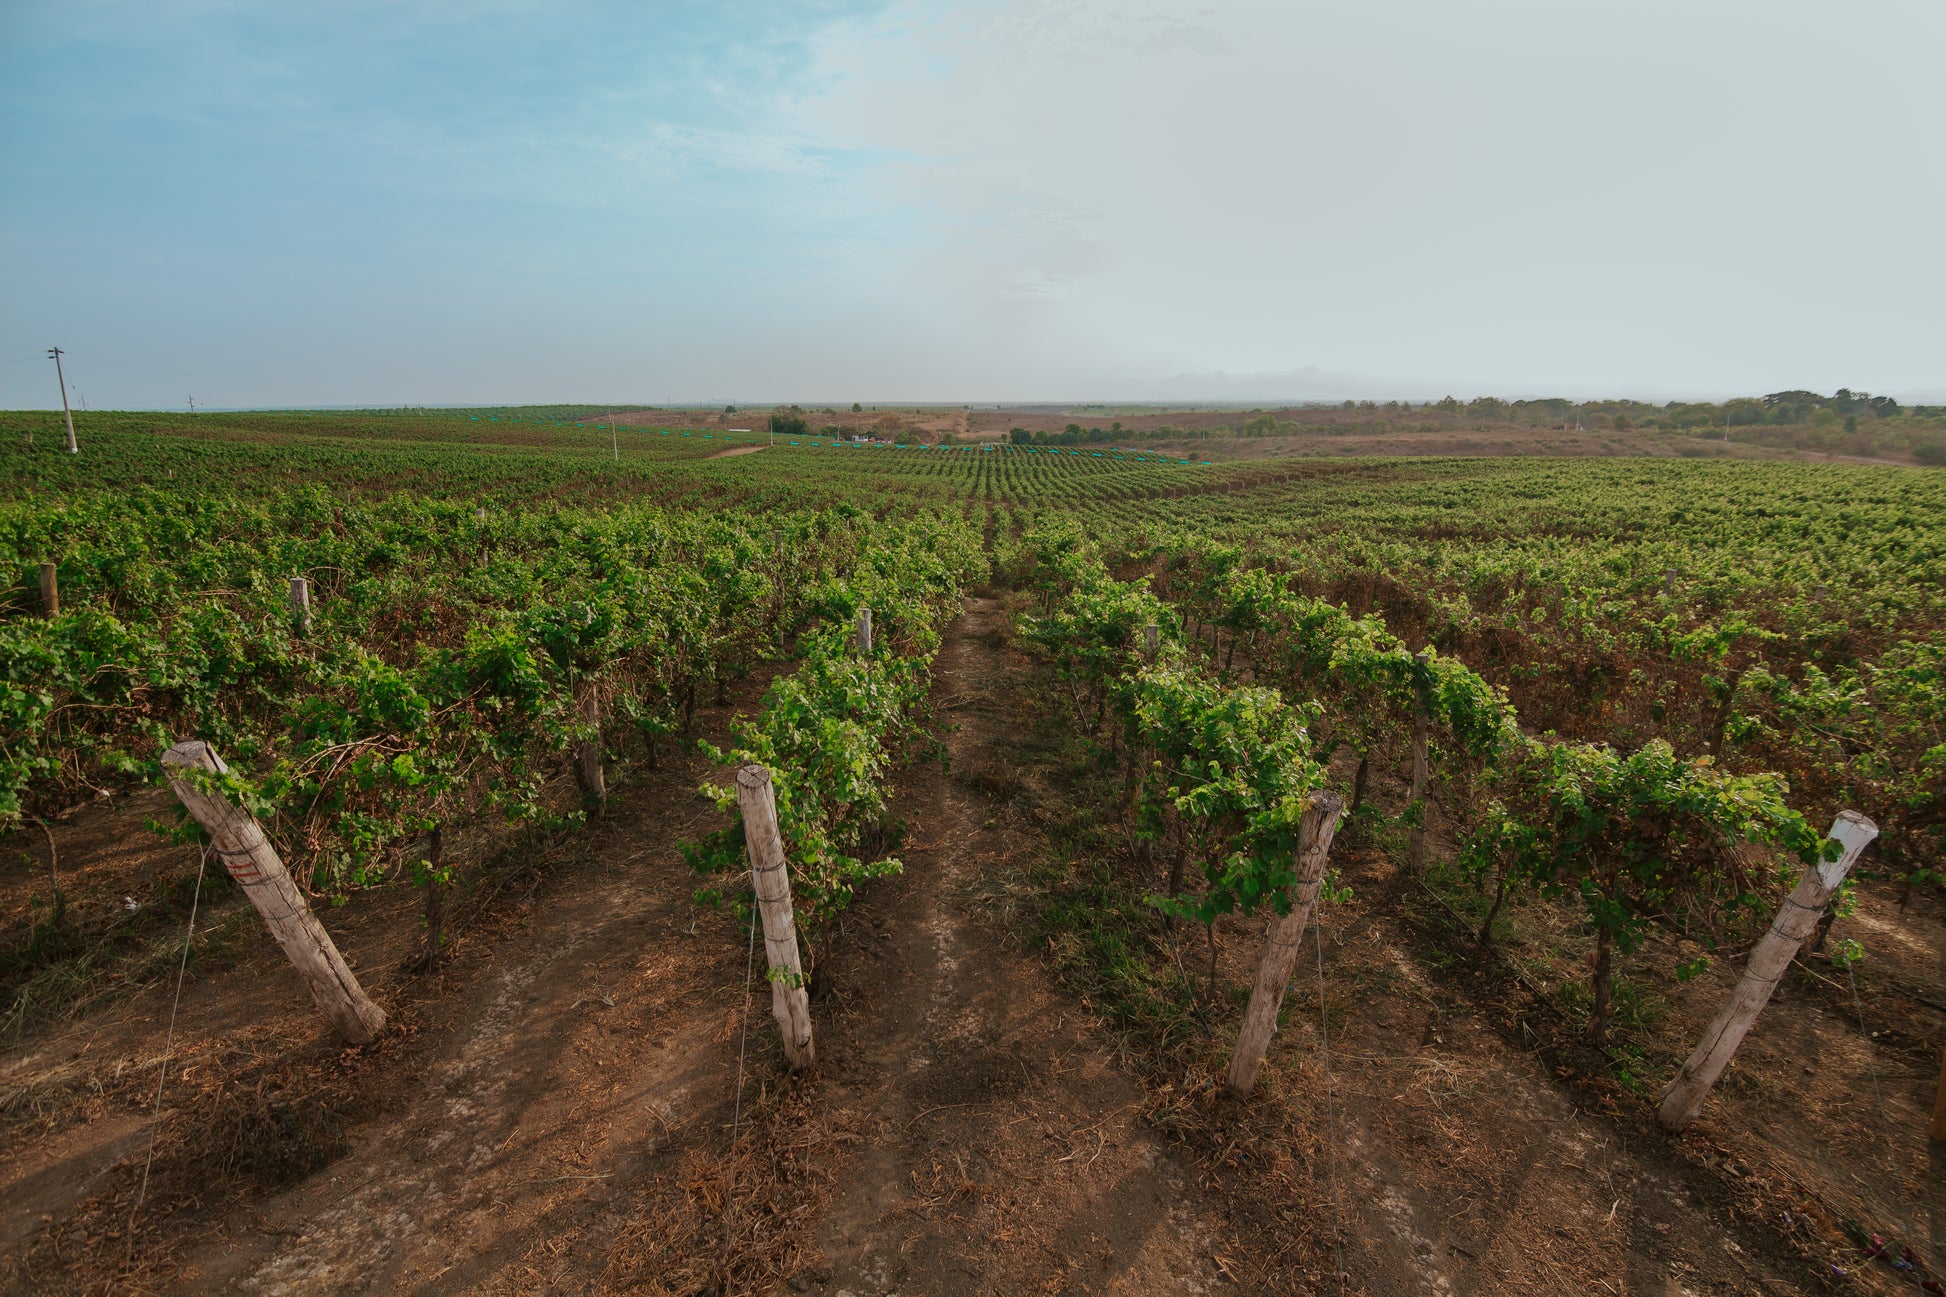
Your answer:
[2,600,1939,1294]
[1,681,780,1293]
[591,406,1925,466]
[709,445,768,459]
[801,598,1239,1293]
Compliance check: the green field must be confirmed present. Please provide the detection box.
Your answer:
[5,404,1943,1292]
[7,408,1938,891]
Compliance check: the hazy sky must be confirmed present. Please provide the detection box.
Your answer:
[3,0,1942,408]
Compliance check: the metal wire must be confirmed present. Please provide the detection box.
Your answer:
[719,901,761,1282]
[126,842,210,1263]
[1315,909,1348,1293]
[1845,957,1921,1263]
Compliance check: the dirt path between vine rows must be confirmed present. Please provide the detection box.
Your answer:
[5,601,1243,1296]
[805,597,1834,1297]
[2,670,782,1294]
[799,596,1243,1294]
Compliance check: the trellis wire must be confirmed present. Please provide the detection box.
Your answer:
[719,900,761,1281]
[1315,910,1347,1293]
[126,842,210,1263]
[1845,958,1922,1269]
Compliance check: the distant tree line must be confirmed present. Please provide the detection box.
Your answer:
[1009,421,1135,446]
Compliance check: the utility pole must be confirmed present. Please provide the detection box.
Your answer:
[188,394,196,415]
[48,348,77,454]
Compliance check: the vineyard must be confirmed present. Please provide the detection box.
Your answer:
[1,408,1941,1295]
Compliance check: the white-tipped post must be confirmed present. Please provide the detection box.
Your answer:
[161,740,386,1044]
[1656,812,1878,1131]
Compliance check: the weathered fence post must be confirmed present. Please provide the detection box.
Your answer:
[576,688,605,815]
[855,605,873,655]
[1656,811,1878,1132]
[1931,1045,1946,1142]
[39,563,58,617]
[1662,568,1678,597]
[735,764,815,1070]
[1408,652,1430,870]
[417,824,445,971]
[288,575,310,636]
[1226,791,1346,1099]
[161,740,386,1044]
[1144,622,1160,660]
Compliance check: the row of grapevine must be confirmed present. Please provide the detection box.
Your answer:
[1,487,938,911]
[685,515,987,967]
[1132,525,1941,902]
[1017,522,1839,1050]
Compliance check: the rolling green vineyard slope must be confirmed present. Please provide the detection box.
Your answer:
[4,407,1939,909]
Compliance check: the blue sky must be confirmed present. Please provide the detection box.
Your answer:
[3,0,1943,407]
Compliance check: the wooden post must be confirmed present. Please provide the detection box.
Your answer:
[475,506,487,525]
[288,575,310,636]
[420,824,445,970]
[160,740,386,1044]
[1656,811,1878,1132]
[1408,652,1430,870]
[39,563,58,617]
[576,688,605,814]
[1662,568,1678,597]
[735,765,814,1070]
[1144,622,1160,660]
[1226,792,1346,1098]
[1931,1045,1946,1142]
[855,605,873,655]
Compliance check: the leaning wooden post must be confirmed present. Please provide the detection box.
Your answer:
[1226,792,1346,1099]
[288,575,310,636]
[1656,811,1878,1132]
[1408,652,1430,871]
[160,740,386,1044]
[576,688,606,815]
[855,605,873,655]
[39,562,59,616]
[735,765,815,1069]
